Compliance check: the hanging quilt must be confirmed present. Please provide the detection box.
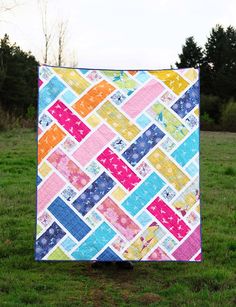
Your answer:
[35,66,201,262]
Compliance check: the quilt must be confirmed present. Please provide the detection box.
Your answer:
[35,66,201,262]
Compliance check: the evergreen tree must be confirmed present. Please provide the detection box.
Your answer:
[176,24,236,123]
[176,36,203,68]
[0,34,39,116]
[204,24,236,99]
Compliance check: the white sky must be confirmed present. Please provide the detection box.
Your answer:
[0,0,235,69]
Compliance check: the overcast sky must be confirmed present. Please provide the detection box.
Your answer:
[0,0,235,69]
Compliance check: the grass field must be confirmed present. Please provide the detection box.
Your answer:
[0,128,235,306]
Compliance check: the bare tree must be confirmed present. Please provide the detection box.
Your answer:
[38,0,53,64]
[0,0,18,13]
[0,0,19,20]
[38,1,71,66]
[68,49,78,68]
[57,19,67,66]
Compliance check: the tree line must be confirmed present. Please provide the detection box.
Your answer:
[176,24,236,131]
[0,34,38,129]
[0,24,236,131]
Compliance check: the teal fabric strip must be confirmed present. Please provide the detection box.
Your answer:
[121,172,166,216]
[171,129,199,167]
[39,76,66,114]
[71,222,116,260]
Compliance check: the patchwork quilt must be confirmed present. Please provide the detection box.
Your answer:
[35,66,201,262]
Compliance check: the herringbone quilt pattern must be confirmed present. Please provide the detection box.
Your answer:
[35,66,201,262]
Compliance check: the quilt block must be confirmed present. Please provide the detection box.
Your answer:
[36,66,201,262]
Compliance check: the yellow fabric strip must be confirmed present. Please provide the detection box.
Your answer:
[53,67,90,95]
[123,223,165,260]
[148,148,190,191]
[150,70,189,95]
[97,101,140,141]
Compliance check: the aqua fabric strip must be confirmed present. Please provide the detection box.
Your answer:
[171,129,199,167]
[121,172,166,216]
[71,222,116,260]
[39,76,66,114]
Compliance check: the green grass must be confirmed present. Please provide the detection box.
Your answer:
[0,129,235,306]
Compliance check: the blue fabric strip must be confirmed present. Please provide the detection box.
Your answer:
[37,175,42,185]
[48,197,91,241]
[122,124,165,166]
[72,172,116,216]
[97,247,122,261]
[171,81,199,118]
[35,222,66,260]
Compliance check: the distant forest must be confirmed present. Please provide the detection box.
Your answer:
[176,24,236,131]
[0,24,236,131]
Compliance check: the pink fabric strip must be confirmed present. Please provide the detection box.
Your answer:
[48,100,91,142]
[47,148,90,191]
[38,127,43,136]
[121,79,165,118]
[97,148,141,191]
[172,225,201,261]
[97,197,141,240]
[147,197,190,241]
[73,124,115,166]
[194,252,202,261]
[147,246,171,261]
[37,172,66,214]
